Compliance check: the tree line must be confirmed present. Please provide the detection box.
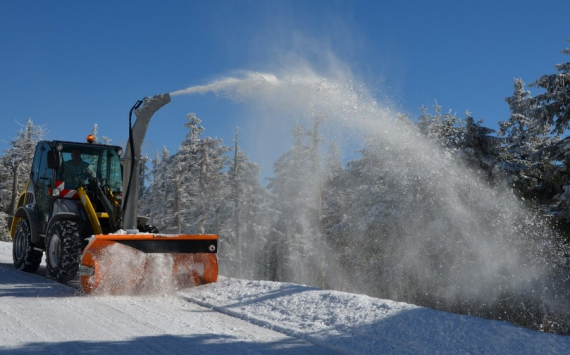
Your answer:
[1,42,569,334]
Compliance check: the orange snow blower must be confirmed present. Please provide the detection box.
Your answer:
[10,94,218,294]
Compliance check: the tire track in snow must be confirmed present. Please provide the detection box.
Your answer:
[82,297,202,354]
[0,307,48,343]
[179,294,358,355]
[60,296,181,355]
[70,292,334,354]
[96,294,315,351]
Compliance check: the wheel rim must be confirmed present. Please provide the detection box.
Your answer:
[48,233,61,268]
[14,228,26,259]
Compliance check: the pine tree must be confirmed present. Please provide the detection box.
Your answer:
[266,121,327,286]
[416,103,501,181]
[417,102,464,150]
[2,119,46,216]
[141,147,174,232]
[529,41,570,135]
[90,123,99,143]
[457,113,501,181]
[0,159,10,237]
[320,142,345,233]
[173,113,231,235]
[327,131,405,297]
[0,158,12,214]
[497,78,557,199]
[219,128,274,279]
[543,137,570,229]
[88,122,112,145]
[135,155,148,201]
[522,41,570,230]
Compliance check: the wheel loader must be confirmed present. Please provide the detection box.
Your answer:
[9,94,218,294]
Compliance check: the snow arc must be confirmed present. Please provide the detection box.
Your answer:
[170,69,563,316]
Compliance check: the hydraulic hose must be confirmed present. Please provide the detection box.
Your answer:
[119,99,143,229]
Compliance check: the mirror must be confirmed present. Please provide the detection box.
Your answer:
[47,150,61,169]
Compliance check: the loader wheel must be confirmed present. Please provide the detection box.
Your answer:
[13,219,43,272]
[45,220,83,283]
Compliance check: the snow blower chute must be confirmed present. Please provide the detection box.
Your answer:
[9,93,217,294]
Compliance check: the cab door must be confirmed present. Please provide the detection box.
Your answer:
[31,142,53,229]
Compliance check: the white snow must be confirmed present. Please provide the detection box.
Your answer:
[0,241,568,354]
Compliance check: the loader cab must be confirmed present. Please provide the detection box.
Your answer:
[53,143,123,192]
[29,141,123,230]
[47,141,123,192]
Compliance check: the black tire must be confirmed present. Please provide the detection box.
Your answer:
[138,224,159,233]
[45,220,83,283]
[13,219,43,272]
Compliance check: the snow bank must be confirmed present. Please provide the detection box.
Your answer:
[181,277,570,355]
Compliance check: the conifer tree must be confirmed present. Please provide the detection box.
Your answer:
[219,128,274,278]
[266,122,325,285]
[457,113,501,181]
[417,102,464,149]
[141,147,174,232]
[497,79,556,199]
[0,162,10,238]
[529,41,570,135]
[2,119,45,216]
[174,113,231,235]
[518,41,570,229]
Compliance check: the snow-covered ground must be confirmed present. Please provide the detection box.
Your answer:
[0,241,569,354]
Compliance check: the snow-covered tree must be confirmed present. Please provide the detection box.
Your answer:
[496,79,557,199]
[90,123,99,143]
[528,43,570,231]
[138,155,150,200]
[529,41,570,135]
[89,123,111,145]
[142,112,231,237]
[173,113,231,235]
[417,102,464,150]
[542,136,570,229]
[457,113,501,181]
[266,124,312,282]
[0,160,10,238]
[320,141,344,225]
[219,128,275,279]
[325,130,406,297]
[0,160,11,214]
[140,147,175,232]
[417,103,501,181]
[1,119,46,216]
[266,121,329,287]
[0,211,8,241]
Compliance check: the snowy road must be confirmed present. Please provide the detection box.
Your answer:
[1,241,569,354]
[0,244,328,354]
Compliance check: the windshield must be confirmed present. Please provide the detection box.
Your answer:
[59,145,122,191]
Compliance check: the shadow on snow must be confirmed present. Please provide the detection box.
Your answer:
[0,334,334,355]
[0,262,76,298]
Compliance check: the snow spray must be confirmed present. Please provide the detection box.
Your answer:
[88,243,192,296]
[169,69,566,318]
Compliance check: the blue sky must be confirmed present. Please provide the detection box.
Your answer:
[1,0,569,178]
